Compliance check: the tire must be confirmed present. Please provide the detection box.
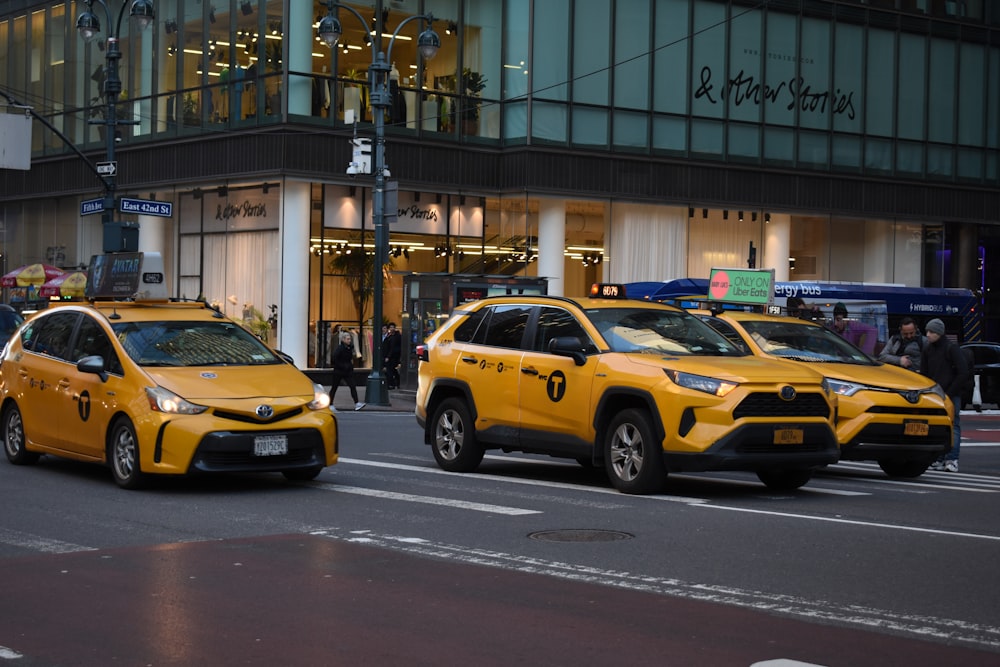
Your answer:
[757,468,812,490]
[283,466,323,481]
[878,458,932,478]
[3,403,39,465]
[109,417,145,490]
[603,408,665,495]
[430,397,483,472]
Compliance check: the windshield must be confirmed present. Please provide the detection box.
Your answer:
[739,319,874,364]
[112,320,282,367]
[585,307,744,356]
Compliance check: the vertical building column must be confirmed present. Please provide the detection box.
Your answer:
[281,180,311,369]
[287,0,314,116]
[764,213,792,281]
[538,199,566,296]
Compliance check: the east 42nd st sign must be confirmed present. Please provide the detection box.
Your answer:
[118,197,173,218]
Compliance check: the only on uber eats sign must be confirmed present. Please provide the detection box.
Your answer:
[708,268,775,307]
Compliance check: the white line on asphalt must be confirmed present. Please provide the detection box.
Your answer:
[340,457,711,503]
[308,527,1000,650]
[693,504,1000,541]
[311,482,541,515]
[0,528,96,554]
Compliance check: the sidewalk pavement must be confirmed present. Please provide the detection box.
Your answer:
[326,385,416,413]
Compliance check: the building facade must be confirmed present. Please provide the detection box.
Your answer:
[1,0,999,373]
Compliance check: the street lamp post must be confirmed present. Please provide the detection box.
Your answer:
[318,3,440,407]
[76,0,155,252]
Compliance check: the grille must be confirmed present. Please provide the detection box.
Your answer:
[733,392,830,419]
[196,448,318,468]
[212,406,304,424]
[866,406,949,416]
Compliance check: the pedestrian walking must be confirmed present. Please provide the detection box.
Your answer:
[331,330,365,411]
[921,318,971,472]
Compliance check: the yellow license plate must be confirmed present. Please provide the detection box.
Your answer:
[903,421,929,436]
[773,428,804,445]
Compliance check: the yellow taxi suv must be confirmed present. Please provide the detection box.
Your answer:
[1,258,337,489]
[693,310,952,477]
[415,285,840,494]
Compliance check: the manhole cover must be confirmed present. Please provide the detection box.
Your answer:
[528,529,634,543]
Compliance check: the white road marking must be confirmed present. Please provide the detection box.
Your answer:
[312,482,541,515]
[0,646,24,659]
[309,527,1000,650]
[0,528,96,554]
[694,504,1000,542]
[340,457,710,503]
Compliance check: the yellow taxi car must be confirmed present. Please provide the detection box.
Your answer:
[415,285,840,494]
[692,310,952,477]
[1,298,338,489]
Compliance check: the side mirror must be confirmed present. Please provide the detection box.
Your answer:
[77,355,108,382]
[548,336,589,366]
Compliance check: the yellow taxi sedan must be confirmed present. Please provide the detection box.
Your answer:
[1,300,337,488]
[416,286,840,494]
[693,310,952,477]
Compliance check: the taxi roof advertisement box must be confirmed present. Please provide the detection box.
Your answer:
[0,112,32,170]
[708,268,775,307]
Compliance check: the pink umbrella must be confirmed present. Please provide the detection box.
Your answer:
[1,263,65,288]
[39,271,87,298]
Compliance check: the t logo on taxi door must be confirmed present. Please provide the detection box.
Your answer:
[546,371,567,402]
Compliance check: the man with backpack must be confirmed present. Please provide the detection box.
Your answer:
[921,318,972,472]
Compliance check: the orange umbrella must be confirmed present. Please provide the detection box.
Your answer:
[1,263,65,288]
[39,271,88,298]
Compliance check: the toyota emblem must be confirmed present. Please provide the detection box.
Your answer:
[902,390,920,404]
[256,405,274,419]
[779,385,797,401]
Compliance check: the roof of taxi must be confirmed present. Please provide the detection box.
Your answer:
[455,294,685,311]
[45,299,226,323]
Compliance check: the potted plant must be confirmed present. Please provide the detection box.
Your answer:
[460,68,487,135]
[182,92,199,125]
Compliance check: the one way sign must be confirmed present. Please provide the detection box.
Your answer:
[96,161,117,176]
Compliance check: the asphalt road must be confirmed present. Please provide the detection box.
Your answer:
[1,408,998,665]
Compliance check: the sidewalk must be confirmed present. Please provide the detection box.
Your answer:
[326,385,416,413]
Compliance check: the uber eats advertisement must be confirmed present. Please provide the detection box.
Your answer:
[708,268,775,307]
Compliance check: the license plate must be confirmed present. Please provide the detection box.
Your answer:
[903,420,929,437]
[773,428,804,445]
[253,435,288,456]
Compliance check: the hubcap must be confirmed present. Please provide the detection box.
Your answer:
[435,409,464,461]
[113,428,136,479]
[4,411,23,456]
[610,422,643,481]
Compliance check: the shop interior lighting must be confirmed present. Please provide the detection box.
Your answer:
[738,210,744,222]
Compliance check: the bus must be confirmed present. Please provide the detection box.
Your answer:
[626,278,982,344]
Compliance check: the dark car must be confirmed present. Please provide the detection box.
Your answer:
[0,305,23,347]
[962,342,1000,409]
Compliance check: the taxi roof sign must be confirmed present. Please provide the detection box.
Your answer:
[707,268,775,307]
[590,283,627,299]
[86,252,169,301]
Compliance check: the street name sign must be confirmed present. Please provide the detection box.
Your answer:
[119,197,173,217]
[80,198,104,216]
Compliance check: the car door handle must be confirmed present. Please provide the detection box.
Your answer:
[521,367,539,376]
[461,356,478,364]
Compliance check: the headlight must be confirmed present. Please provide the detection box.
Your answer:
[145,386,208,414]
[826,378,867,397]
[929,384,947,401]
[665,369,738,397]
[308,382,331,410]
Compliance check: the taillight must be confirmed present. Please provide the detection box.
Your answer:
[416,344,428,362]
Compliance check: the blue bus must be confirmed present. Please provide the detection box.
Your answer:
[626,278,982,343]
